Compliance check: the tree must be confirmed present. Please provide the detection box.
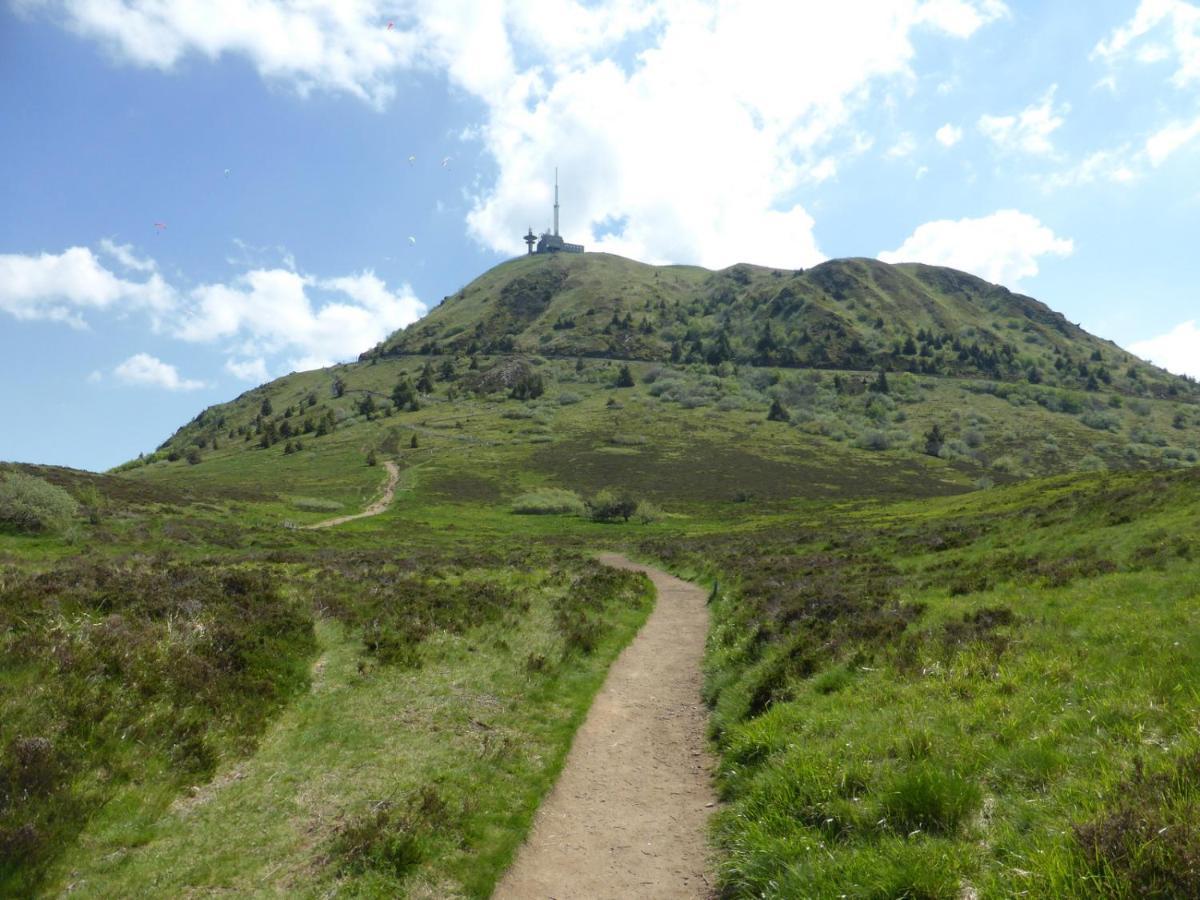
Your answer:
[511,373,545,400]
[416,361,435,394]
[260,398,273,416]
[366,449,377,466]
[439,358,456,381]
[357,394,377,420]
[186,448,202,465]
[923,423,945,457]
[616,364,635,388]
[767,398,790,422]
[332,377,346,398]
[871,369,890,394]
[588,489,638,523]
[410,433,419,449]
[392,377,419,412]
[575,357,586,373]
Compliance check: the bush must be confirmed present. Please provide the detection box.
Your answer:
[588,489,638,522]
[856,430,892,451]
[557,392,582,405]
[0,474,76,533]
[511,488,585,516]
[634,500,662,524]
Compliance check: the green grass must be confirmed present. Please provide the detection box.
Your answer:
[639,467,1200,898]
[4,253,1200,898]
[46,563,651,898]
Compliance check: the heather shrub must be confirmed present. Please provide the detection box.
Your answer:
[0,473,76,533]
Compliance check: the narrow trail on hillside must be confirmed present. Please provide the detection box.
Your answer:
[301,460,400,529]
[493,554,717,900]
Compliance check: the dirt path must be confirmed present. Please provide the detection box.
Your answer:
[493,554,717,900]
[301,460,400,529]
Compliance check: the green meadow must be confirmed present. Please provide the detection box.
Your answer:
[4,253,1200,897]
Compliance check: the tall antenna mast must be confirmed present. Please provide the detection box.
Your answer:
[553,167,560,237]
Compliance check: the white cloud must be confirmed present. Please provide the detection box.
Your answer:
[1145,115,1200,164]
[464,1,1010,268]
[935,123,963,146]
[886,132,918,158]
[114,353,205,391]
[18,2,1010,269]
[176,269,426,371]
[98,238,157,272]
[0,246,174,327]
[3,240,425,374]
[1046,146,1141,187]
[225,357,271,383]
[15,0,423,108]
[1047,113,1200,187]
[1128,320,1200,378]
[1094,0,1200,89]
[978,85,1066,155]
[878,209,1074,285]
[916,0,1009,38]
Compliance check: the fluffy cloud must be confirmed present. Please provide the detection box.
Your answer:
[20,1,1010,268]
[1128,320,1200,378]
[978,86,1066,155]
[113,353,205,391]
[1145,115,1200,164]
[1094,0,1200,89]
[175,269,425,371]
[0,246,174,327]
[878,209,1073,285]
[935,123,963,146]
[15,0,422,107]
[225,357,271,383]
[464,1,1010,268]
[886,133,918,158]
[2,243,424,375]
[1047,113,1200,187]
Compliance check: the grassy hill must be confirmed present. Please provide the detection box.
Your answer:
[3,252,1200,897]
[369,253,1195,399]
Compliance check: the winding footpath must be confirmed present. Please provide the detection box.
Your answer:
[301,460,400,529]
[493,554,717,900]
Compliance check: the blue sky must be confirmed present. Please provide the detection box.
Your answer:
[2,0,1199,471]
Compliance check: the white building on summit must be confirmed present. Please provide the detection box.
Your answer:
[524,169,584,255]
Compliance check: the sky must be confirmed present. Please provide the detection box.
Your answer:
[2,0,1199,472]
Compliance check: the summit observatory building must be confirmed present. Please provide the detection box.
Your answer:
[524,170,584,255]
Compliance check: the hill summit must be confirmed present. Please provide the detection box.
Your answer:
[366,253,1188,398]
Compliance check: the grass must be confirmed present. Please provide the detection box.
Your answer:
[44,559,651,898]
[3,283,1200,898]
[637,467,1200,897]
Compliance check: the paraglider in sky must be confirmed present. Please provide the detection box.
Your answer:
[223,168,231,177]
[441,157,451,168]
[408,155,416,166]
[407,236,416,246]
[386,21,394,30]
[153,222,167,233]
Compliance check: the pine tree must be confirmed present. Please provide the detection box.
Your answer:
[616,364,635,388]
[923,423,945,457]
[416,362,435,393]
[767,398,790,422]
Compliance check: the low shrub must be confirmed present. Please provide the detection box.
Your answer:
[510,488,585,516]
[0,473,77,533]
[290,496,344,512]
[587,489,638,522]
